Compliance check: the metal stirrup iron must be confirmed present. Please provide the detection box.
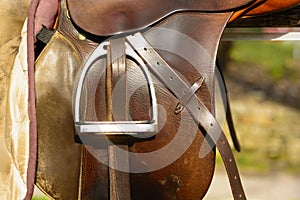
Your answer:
[73,39,158,140]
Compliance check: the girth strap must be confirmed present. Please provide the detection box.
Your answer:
[125,32,246,200]
[216,62,241,152]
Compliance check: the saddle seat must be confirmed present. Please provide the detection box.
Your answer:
[67,0,256,36]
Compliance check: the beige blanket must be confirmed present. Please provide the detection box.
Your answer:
[0,0,30,199]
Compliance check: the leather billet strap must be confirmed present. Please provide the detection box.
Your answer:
[216,62,241,152]
[125,33,246,200]
[107,38,131,200]
[79,38,133,200]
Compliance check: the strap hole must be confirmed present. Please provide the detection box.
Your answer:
[221,140,225,145]
[229,158,232,162]
[144,47,147,51]
[234,176,237,180]
[210,123,213,127]
[156,62,160,65]
[169,76,173,80]
[239,194,243,198]
[103,45,108,50]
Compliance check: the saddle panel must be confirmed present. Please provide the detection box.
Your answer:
[35,31,83,200]
[67,0,256,36]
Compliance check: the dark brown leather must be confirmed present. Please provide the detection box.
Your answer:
[125,31,246,199]
[67,0,256,36]
[81,147,109,200]
[79,11,224,199]
[107,38,131,200]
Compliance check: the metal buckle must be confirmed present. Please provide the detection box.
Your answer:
[73,40,158,140]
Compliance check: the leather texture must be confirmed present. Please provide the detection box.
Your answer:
[126,32,246,199]
[34,1,100,199]
[67,0,256,36]
[0,0,31,199]
[35,31,83,200]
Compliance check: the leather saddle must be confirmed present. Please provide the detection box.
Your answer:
[23,0,300,200]
[67,0,255,36]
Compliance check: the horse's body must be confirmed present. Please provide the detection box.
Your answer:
[0,0,300,199]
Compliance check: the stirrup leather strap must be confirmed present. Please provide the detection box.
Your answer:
[107,38,131,200]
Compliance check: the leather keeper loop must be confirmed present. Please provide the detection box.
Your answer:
[174,76,205,114]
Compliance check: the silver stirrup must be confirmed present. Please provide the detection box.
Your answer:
[73,39,158,140]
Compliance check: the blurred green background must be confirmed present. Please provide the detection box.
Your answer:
[217,38,300,174]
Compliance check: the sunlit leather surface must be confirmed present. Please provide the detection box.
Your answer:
[35,31,83,200]
[0,0,30,199]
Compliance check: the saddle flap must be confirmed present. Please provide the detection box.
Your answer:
[67,0,257,36]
